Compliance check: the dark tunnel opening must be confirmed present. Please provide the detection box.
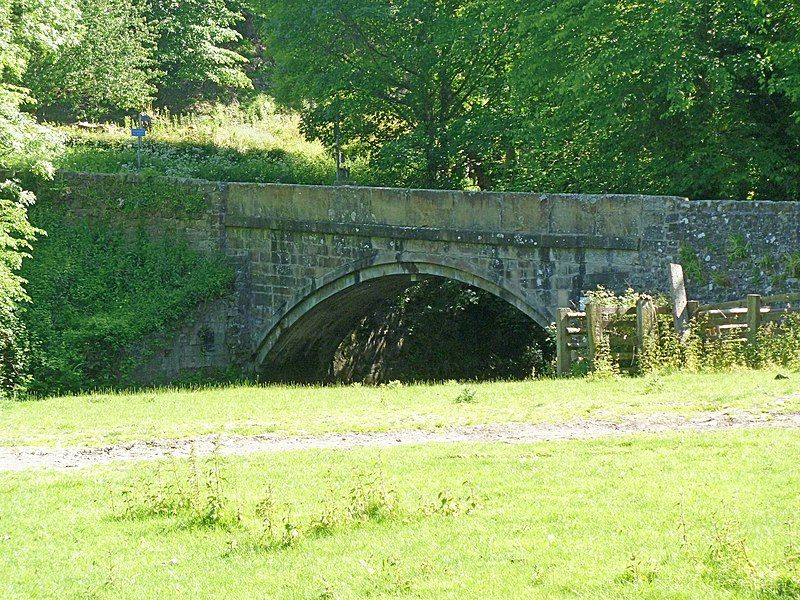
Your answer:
[261,275,554,384]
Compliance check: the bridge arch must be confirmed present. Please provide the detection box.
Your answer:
[254,255,553,382]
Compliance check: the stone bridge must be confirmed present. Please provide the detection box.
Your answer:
[59,174,799,382]
[221,184,681,380]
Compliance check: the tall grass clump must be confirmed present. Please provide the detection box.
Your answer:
[116,455,478,555]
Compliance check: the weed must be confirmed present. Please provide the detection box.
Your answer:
[686,514,800,597]
[703,519,760,589]
[727,234,750,263]
[585,285,642,308]
[56,101,337,186]
[786,252,800,279]
[308,502,343,537]
[116,441,235,529]
[423,482,479,517]
[280,513,302,548]
[679,245,705,282]
[347,472,398,523]
[588,337,620,379]
[617,554,658,584]
[454,386,477,404]
[759,254,777,271]
[317,580,336,599]
[711,271,732,289]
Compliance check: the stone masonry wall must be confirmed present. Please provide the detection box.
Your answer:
[678,200,800,303]
[49,173,800,381]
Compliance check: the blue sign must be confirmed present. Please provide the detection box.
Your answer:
[131,128,147,137]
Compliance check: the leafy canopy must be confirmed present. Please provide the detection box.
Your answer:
[262,0,526,189]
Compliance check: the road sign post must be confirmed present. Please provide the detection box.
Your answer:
[131,127,146,170]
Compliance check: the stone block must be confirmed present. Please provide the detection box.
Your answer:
[499,192,551,234]
[549,195,597,235]
[594,195,644,237]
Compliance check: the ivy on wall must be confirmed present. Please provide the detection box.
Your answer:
[19,182,235,395]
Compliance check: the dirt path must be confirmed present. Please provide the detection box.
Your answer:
[3,410,799,472]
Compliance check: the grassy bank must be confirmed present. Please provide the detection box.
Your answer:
[2,429,799,598]
[53,101,340,185]
[1,371,797,447]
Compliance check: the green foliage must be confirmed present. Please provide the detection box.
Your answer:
[585,286,643,309]
[119,441,240,529]
[454,386,477,404]
[0,0,81,394]
[56,101,336,184]
[25,0,158,120]
[48,175,208,216]
[575,286,800,377]
[0,307,32,394]
[644,311,800,375]
[785,252,800,278]
[680,245,706,283]
[0,181,42,395]
[261,0,526,189]
[20,200,234,395]
[512,0,800,199]
[0,181,41,312]
[118,454,477,557]
[256,0,800,198]
[727,234,750,263]
[150,0,251,108]
[5,428,800,597]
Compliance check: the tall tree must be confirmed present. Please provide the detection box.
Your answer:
[150,0,251,108]
[510,0,800,200]
[261,0,526,189]
[24,0,158,121]
[0,0,78,393]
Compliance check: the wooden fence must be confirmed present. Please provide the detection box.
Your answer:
[697,292,800,343]
[555,284,800,376]
[555,298,667,376]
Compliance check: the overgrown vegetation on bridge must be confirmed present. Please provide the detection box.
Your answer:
[19,190,235,395]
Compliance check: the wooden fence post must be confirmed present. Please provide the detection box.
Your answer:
[747,294,762,343]
[556,308,571,376]
[687,300,699,322]
[636,296,657,366]
[585,301,603,369]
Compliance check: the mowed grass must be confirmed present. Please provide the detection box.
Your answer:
[1,371,798,447]
[1,428,799,599]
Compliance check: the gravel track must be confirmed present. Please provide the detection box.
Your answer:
[3,410,799,471]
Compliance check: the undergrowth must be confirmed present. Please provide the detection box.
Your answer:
[695,515,800,598]
[581,287,800,378]
[113,446,800,594]
[55,100,342,185]
[19,200,234,395]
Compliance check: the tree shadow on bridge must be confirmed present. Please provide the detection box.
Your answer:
[263,278,554,385]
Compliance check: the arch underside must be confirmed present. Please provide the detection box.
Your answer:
[255,259,552,382]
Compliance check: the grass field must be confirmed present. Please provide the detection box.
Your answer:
[2,429,799,599]
[54,101,339,185]
[3,372,799,598]
[1,371,797,448]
